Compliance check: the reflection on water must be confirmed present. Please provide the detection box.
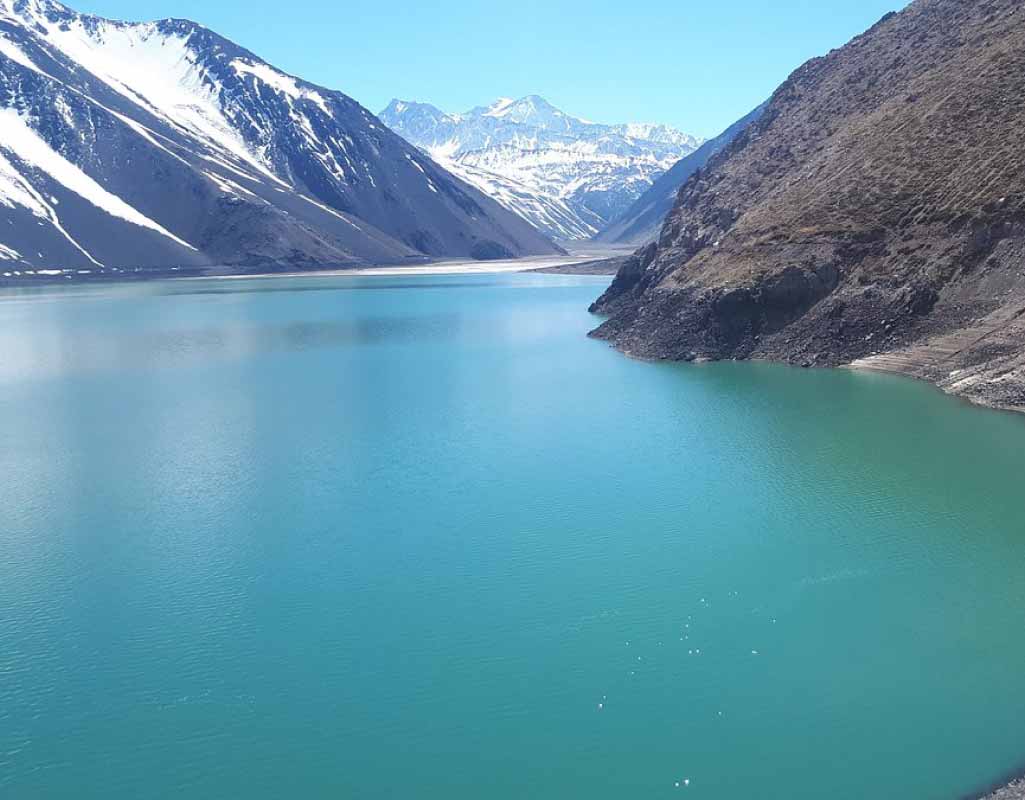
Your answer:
[0,316,462,380]
[0,274,606,382]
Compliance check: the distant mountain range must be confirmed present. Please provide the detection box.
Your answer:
[0,0,557,276]
[379,96,701,241]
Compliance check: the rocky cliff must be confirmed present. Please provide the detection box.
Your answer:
[591,0,1025,412]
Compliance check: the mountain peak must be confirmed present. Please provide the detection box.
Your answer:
[379,95,702,241]
[480,95,567,124]
[383,98,442,115]
[0,0,558,272]
[484,97,516,117]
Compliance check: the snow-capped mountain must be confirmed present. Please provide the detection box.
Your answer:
[379,96,702,240]
[0,0,557,275]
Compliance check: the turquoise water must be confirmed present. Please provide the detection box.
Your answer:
[2,273,1025,799]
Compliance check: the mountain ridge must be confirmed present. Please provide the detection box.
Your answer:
[0,0,558,275]
[379,96,701,241]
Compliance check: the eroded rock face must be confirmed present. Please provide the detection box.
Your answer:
[591,0,1025,411]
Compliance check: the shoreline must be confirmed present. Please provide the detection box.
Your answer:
[597,335,1025,419]
[971,773,1025,800]
[0,252,622,289]
[846,361,1025,419]
[190,253,604,280]
[530,255,629,276]
[595,345,1025,798]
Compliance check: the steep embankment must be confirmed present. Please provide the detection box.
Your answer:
[591,0,1025,412]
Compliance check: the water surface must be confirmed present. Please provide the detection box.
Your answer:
[2,273,1025,799]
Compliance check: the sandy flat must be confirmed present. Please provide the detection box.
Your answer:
[202,254,603,281]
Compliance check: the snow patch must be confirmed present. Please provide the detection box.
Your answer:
[0,145,102,265]
[27,15,289,188]
[0,109,197,251]
[230,59,331,115]
[295,192,364,232]
[0,32,39,71]
[381,94,702,239]
[484,97,516,118]
[405,153,426,173]
[203,169,258,199]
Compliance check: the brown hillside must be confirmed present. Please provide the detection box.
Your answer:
[591,0,1025,412]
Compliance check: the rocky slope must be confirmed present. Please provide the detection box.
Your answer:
[0,0,557,277]
[981,778,1025,800]
[596,104,766,245]
[591,0,1025,413]
[379,96,701,240]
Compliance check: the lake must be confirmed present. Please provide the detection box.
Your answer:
[2,272,1025,799]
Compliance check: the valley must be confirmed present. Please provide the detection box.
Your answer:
[5,1,1025,799]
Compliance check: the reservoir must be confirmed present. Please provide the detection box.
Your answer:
[2,273,1024,799]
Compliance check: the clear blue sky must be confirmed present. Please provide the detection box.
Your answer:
[76,0,905,138]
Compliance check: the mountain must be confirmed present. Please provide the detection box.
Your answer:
[0,0,557,276]
[591,0,1025,413]
[596,104,767,245]
[379,96,701,241]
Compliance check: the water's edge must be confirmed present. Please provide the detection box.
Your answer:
[846,362,1025,418]
[588,329,1025,421]
[971,769,1025,800]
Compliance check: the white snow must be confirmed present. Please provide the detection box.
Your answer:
[108,109,193,167]
[22,13,289,188]
[295,192,364,232]
[0,242,21,260]
[202,170,258,199]
[0,25,192,178]
[0,108,197,251]
[405,153,428,174]
[230,59,331,115]
[0,32,39,71]
[0,144,101,265]
[382,95,703,240]
[437,156,601,239]
[484,97,516,118]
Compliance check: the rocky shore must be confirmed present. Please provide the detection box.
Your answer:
[590,0,1025,414]
[979,778,1025,800]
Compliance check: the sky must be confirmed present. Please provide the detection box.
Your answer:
[75,0,905,139]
